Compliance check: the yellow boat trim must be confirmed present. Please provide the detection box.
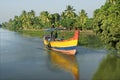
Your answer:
[44,39,78,47]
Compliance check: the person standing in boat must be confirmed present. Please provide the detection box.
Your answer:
[50,24,55,40]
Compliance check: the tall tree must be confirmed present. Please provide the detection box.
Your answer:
[61,5,76,29]
[76,9,88,30]
[93,0,120,53]
[39,11,50,28]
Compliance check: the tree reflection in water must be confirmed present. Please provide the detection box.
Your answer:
[93,53,120,80]
[48,51,79,80]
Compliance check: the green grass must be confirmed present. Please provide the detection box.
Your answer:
[79,33,103,49]
[18,30,44,38]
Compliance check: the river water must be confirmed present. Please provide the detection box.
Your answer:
[0,28,118,80]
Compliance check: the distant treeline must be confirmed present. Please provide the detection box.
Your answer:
[2,5,92,31]
[2,0,120,53]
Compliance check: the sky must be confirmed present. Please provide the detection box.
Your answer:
[0,0,106,24]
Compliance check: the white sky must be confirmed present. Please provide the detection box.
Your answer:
[0,0,106,24]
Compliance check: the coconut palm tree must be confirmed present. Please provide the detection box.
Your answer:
[39,11,50,28]
[61,5,76,29]
[20,10,27,30]
[76,9,88,30]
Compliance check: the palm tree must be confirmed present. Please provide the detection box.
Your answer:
[12,16,22,30]
[61,5,76,29]
[77,9,88,30]
[39,11,50,28]
[53,13,60,26]
[48,13,60,26]
[30,10,35,18]
[64,5,76,18]
[20,10,27,30]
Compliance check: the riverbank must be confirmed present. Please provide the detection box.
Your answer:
[18,29,103,49]
[18,29,95,37]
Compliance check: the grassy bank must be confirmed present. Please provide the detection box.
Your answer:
[18,30,44,38]
[18,30,103,49]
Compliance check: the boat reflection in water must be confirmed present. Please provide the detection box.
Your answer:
[48,51,79,80]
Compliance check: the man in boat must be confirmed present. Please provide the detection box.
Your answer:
[50,24,55,41]
[54,30,58,39]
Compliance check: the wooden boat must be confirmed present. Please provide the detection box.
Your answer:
[48,51,79,80]
[43,28,79,55]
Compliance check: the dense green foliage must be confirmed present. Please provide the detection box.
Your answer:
[2,5,92,31]
[93,0,120,53]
